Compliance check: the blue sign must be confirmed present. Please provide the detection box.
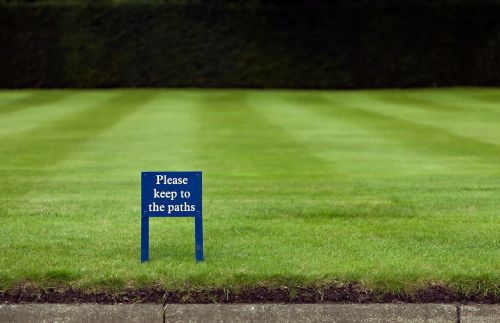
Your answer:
[141,171,203,262]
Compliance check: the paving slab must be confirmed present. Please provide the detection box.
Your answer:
[165,304,457,323]
[461,304,500,323]
[0,303,458,323]
[0,304,161,323]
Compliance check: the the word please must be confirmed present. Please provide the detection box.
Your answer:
[156,175,188,185]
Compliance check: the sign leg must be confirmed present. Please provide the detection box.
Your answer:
[195,215,204,262]
[141,216,149,263]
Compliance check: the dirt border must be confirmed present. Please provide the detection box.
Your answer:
[1,284,498,304]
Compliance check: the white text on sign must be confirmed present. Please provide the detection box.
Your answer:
[155,175,188,185]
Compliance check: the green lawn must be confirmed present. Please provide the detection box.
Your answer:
[0,88,499,296]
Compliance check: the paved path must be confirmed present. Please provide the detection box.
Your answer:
[0,303,498,322]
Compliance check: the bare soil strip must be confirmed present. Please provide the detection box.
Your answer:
[1,284,498,304]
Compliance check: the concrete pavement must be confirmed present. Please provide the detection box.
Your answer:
[0,303,498,322]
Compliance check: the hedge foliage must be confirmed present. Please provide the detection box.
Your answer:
[1,1,500,88]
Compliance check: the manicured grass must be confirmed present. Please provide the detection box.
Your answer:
[0,88,499,296]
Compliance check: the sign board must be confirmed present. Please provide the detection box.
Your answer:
[141,171,203,262]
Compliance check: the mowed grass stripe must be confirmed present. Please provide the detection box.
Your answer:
[193,91,341,207]
[0,90,71,116]
[191,94,500,294]
[248,92,440,216]
[292,92,499,203]
[371,90,500,123]
[189,91,366,282]
[188,92,437,287]
[136,91,222,170]
[452,88,500,107]
[0,92,200,286]
[360,90,500,146]
[253,92,499,217]
[44,91,203,179]
[311,93,500,163]
[369,90,469,112]
[248,91,451,177]
[251,91,499,292]
[0,89,498,295]
[0,91,31,107]
[0,91,119,139]
[22,91,203,256]
[0,91,158,214]
[195,91,333,175]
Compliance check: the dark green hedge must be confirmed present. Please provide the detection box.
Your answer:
[1,2,500,88]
